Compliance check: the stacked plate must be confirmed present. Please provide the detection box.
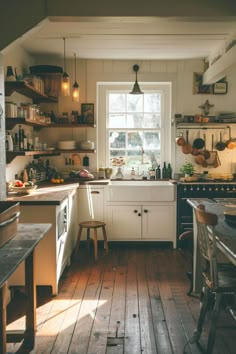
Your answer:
[57,140,76,150]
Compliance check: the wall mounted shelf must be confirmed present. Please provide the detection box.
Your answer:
[6,150,60,164]
[5,81,58,103]
[6,118,96,130]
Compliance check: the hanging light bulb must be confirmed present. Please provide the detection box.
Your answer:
[130,64,143,95]
[61,37,70,96]
[72,53,80,102]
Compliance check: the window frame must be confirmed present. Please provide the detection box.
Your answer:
[97,82,172,169]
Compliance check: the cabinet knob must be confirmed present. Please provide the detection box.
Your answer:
[138,213,141,216]
[144,209,148,213]
[134,209,138,213]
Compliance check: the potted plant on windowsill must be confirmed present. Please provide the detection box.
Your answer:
[180,161,195,177]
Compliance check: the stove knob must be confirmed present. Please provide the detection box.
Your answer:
[197,187,200,191]
[202,186,205,191]
[184,186,187,192]
[190,186,193,191]
[221,187,224,191]
[215,186,218,191]
[208,187,212,191]
[233,186,236,191]
[227,186,230,191]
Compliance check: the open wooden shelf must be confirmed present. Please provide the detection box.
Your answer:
[5,81,58,103]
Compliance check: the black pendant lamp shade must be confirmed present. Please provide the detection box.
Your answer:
[130,64,143,95]
[72,53,80,102]
[61,37,70,96]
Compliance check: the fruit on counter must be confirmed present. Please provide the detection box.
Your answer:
[50,178,64,184]
[14,180,24,187]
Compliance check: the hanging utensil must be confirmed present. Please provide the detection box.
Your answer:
[182,130,192,154]
[176,132,185,146]
[202,134,210,160]
[226,126,236,149]
[215,132,226,151]
[192,131,205,149]
[83,155,90,167]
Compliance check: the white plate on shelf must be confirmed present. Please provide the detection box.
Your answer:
[57,140,76,149]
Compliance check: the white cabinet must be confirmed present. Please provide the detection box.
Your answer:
[106,203,176,247]
[8,193,78,295]
[77,185,105,239]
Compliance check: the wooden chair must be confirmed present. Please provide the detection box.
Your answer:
[178,229,193,296]
[185,204,236,354]
[75,221,108,260]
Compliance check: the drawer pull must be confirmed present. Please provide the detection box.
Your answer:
[0,211,20,228]
[91,191,100,194]
[144,209,148,213]
[134,209,138,213]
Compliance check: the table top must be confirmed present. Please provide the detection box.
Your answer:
[0,223,51,287]
[187,198,236,264]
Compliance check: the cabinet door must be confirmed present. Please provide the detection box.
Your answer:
[107,205,141,240]
[78,186,104,221]
[142,205,175,242]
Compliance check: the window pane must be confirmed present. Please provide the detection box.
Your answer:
[110,150,126,157]
[127,94,143,112]
[144,93,161,112]
[143,132,160,149]
[128,132,143,149]
[143,113,161,128]
[127,114,143,128]
[109,131,126,148]
[109,114,126,128]
[109,93,126,112]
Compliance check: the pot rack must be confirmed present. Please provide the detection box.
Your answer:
[176,124,231,130]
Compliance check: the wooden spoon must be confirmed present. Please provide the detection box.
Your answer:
[182,130,192,154]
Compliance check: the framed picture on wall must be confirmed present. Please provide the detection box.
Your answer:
[81,103,94,124]
[213,82,228,94]
[193,72,213,94]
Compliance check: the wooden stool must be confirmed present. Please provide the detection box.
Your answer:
[75,221,108,260]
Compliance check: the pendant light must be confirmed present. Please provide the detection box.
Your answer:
[61,37,70,96]
[72,53,80,102]
[130,64,143,95]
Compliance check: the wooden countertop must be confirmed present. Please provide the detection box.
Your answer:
[7,183,79,205]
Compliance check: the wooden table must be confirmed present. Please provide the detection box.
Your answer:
[0,223,51,354]
[187,199,236,292]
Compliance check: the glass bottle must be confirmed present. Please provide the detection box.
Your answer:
[162,162,167,179]
[167,163,172,179]
[155,165,161,179]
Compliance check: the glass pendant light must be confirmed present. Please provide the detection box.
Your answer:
[130,64,143,94]
[72,53,80,102]
[61,37,70,96]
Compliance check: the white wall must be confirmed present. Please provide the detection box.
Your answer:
[4,43,236,182]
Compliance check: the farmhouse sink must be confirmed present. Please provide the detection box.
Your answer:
[107,180,175,202]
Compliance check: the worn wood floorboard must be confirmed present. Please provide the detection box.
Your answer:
[6,244,236,354]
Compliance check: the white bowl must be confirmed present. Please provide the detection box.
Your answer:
[79,141,95,149]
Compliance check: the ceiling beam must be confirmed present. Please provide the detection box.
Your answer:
[203,45,236,84]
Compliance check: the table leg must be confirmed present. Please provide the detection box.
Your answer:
[0,283,7,354]
[22,250,36,350]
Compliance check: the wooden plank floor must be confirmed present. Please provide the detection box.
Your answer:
[6,243,236,354]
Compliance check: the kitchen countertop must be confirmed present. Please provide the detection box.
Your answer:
[7,183,79,205]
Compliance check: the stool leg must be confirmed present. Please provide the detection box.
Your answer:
[87,228,90,252]
[75,226,83,257]
[93,228,98,260]
[102,225,109,253]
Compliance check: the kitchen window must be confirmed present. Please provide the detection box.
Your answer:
[107,91,161,171]
[97,83,172,172]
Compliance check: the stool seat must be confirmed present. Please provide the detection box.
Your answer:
[79,221,106,228]
[75,220,108,260]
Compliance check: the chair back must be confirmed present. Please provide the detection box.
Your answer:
[194,204,218,289]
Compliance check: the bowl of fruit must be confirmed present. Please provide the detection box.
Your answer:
[11,180,37,194]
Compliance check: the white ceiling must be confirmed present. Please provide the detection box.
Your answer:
[17,17,236,61]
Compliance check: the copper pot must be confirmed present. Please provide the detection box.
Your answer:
[226,127,236,149]
[176,132,185,146]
